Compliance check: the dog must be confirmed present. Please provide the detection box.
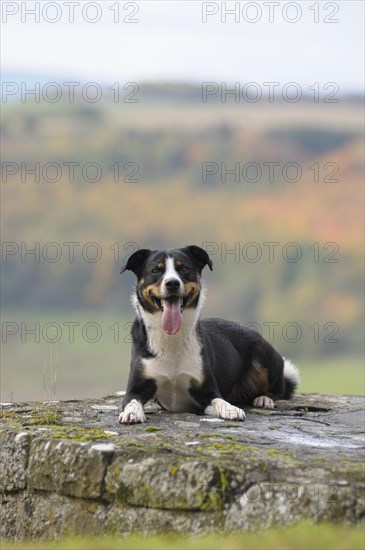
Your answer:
[118,245,299,424]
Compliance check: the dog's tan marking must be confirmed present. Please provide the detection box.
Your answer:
[244,360,270,397]
[141,283,163,310]
[184,281,201,307]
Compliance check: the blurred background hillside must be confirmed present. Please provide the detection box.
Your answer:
[1,1,364,401]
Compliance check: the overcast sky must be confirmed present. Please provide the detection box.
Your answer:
[2,1,364,91]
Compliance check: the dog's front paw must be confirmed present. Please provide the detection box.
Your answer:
[207,398,246,421]
[253,395,274,409]
[118,399,146,424]
[220,403,246,421]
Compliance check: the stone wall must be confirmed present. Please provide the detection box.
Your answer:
[1,393,364,541]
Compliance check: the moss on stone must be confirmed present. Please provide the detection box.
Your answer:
[0,411,16,419]
[211,443,250,452]
[28,406,61,425]
[200,433,224,439]
[47,425,111,441]
[266,449,294,459]
[198,440,260,454]
[217,464,229,503]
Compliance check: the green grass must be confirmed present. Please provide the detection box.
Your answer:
[298,357,364,395]
[2,523,364,550]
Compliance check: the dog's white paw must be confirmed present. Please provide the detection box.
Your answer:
[207,398,246,421]
[118,399,146,424]
[253,395,274,409]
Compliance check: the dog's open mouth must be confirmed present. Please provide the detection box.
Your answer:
[151,294,190,313]
[151,292,192,335]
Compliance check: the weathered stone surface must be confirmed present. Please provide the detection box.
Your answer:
[105,456,223,511]
[225,478,365,531]
[99,503,218,535]
[0,492,217,540]
[0,492,105,541]
[28,438,113,499]
[0,393,364,540]
[0,430,30,493]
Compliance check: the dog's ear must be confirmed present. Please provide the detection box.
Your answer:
[121,249,151,276]
[184,245,213,272]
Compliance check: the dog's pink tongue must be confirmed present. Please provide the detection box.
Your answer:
[162,299,181,335]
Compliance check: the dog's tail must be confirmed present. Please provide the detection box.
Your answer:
[282,358,300,399]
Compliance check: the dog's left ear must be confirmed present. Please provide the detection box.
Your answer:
[121,249,151,276]
[184,245,213,272]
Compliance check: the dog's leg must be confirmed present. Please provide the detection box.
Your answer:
[253,395,274,409]
[118,364,157,425]
[205,398,246,421]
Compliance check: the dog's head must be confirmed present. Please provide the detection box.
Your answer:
[121,245,213,335]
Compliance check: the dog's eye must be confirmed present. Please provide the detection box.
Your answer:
[151,268,160,274]
[181,266,190,273]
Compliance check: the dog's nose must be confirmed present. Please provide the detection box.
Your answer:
[165,279,181,292]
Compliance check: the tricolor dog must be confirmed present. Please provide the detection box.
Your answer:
[118,245,299,424]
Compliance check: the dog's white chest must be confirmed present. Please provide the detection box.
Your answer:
[142,330,203,412]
